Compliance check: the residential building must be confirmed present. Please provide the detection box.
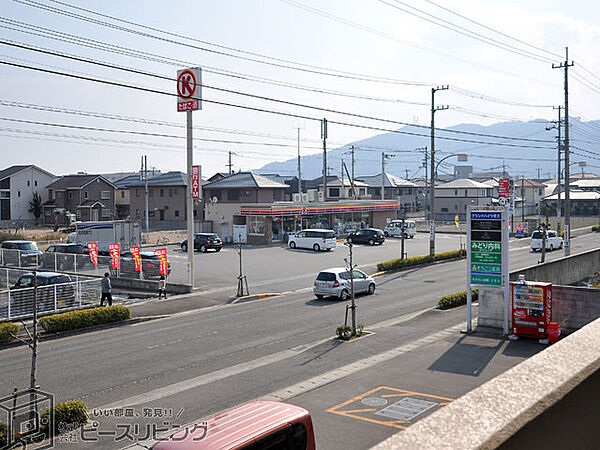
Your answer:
[434,178,495,220]
[43,174,116,225]
[515,179,546,217]
[0,165,55,224]
[123,171,204,229]
[356,173,418,211]
[543,190,600,216]
[306,176,370,200]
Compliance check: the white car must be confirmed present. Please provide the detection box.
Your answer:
[313,267,376,300]
[530,230,563,251]
[384,220,416,238]
[288,229,336,251]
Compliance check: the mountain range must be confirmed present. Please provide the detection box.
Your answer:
[257,117,599,181]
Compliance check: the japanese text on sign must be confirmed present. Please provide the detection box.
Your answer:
[87,242,98,267]
[109,243,120,270]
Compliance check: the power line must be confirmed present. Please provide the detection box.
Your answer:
[0,59,557,150]
[0,40,557,144]
[449,86,554,108]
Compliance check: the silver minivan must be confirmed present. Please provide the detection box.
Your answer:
[313,267,376,300]
[288,229,336,251]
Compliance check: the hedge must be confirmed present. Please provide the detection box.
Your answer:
[377,248,466,272]
[0,322,19,344]
[437,289,478,310]
[592,225,600,232]
[41,401,88,436]
[39,306,131,333]
[0,422,6,447]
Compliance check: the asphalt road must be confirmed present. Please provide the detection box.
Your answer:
[0,231,596,449]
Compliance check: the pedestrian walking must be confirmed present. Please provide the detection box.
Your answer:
[158,275,167,299]
[100,272,112,306]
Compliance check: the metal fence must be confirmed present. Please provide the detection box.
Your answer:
[0,267,102,320]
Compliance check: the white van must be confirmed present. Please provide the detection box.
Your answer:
[384,220,416,238]
[530,230,563,251]
[288,229,336,251]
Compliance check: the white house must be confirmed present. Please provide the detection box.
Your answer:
[434,178,495,220]
[0,165,55,224]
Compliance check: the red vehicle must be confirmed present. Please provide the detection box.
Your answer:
[152,401,315,450]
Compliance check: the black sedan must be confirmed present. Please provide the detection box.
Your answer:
[346,228,386,246]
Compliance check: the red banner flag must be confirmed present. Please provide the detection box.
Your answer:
[87,242,98,267]
[129,245,141,272]
[109,243,120,270]
[155,247,168,276]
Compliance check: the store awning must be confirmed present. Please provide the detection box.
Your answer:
[240,201,400,216]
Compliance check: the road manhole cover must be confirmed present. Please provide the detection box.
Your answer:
[375,397,437,421]
[361,397,388,407]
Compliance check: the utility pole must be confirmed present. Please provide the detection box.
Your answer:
[415,146,428,217]
[345,242,357,335]
[322,119,328,202]
[343,162,356,200]
[405,167,410,180]
[341,159,345,199]
[297,128,302,196]
[553,47,574,256]
[351,145,357,198]
[141,155,149,242]
[227,151,236,175]
[521,175,525,224]
[554,105,563,232]
[430,86,449,256]
[186,111,194,288]
[381,153,394,200]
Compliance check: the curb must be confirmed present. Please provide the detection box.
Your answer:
[228,293,282,304]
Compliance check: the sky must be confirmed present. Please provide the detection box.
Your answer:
[1,0,599,179]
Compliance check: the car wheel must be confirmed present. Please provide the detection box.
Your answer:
[215,247,221,252]
[315,294,324,299]
[200,245,207,253]
[347,237,353,244]
[289,241,296,249]
[368,283,376,295]
[313,243,321,252]
[340,289,349,301]
[181,243,187,252]
[384,231,389,237]
[368,239,375,246]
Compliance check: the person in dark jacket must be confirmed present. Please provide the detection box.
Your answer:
[100,272,112,306]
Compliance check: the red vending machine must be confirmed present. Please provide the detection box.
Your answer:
[511,280,552,342]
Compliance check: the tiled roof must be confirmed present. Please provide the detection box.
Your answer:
[357,173,417,188]
[46,174,116,190]
[515,179,545,188]
[203,172,289,189]
[122,171,188,187]
[0,165,32,180]
[437,178,492,189]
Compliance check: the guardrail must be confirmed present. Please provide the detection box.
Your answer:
[0,268,101,320]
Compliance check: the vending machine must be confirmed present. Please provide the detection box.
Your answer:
[511,280,552,341]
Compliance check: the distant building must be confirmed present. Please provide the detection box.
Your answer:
[43,174,116,225]
[434,178,495,220]
[0,165,55,224]
[356,173,418,211]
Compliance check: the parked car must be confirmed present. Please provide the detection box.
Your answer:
[313,267,376,300]
[1,240,42,266]
[530,230,563,251]
[181,233,223,253]
[10,272,75,315]
[40,243,89,271]
[384,220,416,238]
[119,251,172,278]
[152,401,315,450]
[288,229,336,251]
[346,228,385,245]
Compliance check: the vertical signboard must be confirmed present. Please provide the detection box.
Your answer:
[192,165,201,199]
[466,208,509,333]
[155,247,168,276]
[498,178,510,199]
[177,68,202,112]
[109,243,120,270]
[129,245,141,272]
[87,242,98,267]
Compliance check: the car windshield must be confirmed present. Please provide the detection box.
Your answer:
[17,242,37,251]
[531,232,543,239]
[316,272,336,282]
[16,276,34,287]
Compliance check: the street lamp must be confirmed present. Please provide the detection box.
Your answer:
[434,153,468,181]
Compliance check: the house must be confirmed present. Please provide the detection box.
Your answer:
[0,165,55,224]
[43,174,117,225]
[305,176,370,200]
[202,172,290,242]
[542,190,600,216]
[121,171,204,229]
[515,179,546,217]
[434,178,495,220]
[356,173,418,211]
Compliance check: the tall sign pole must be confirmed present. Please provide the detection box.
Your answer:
[322,119,328,202]
[178,67,202,289]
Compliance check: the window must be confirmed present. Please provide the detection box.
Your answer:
[455,205,458,210]
[149,189,154,197]
[193,210,197,218]
[34,180,37,187]
[76,210,81,219]
[148,211,155,217]
[48,189,53,200]
[359,188,366,195]
[174,188,178,196]
[539,188,543,195]
[329,187,340,197]
[441,207,449,212]
[102,208,110,218]
[27,180,30,186]
[121,191,125,198]
[101,190,110,200]
[17,190,20,197]
[84,191,89,199]
[274,189,282,201]
[136,189,140,197]
[169,188,173,197]
[174,210,179,217]
[160,189,164,197]
[69,191,73,199]
[464,190,468,197]
[227,189,240,201]
[455,190,458,196]
[135,209,140,219]
[248,216,266,234]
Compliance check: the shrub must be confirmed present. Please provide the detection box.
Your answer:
[39,306,131,333]
[0,322,19,344]
[0,422,6,447]
[377,248,466,272]
[41,401,88,436]
[592,225,600,233]
[336,325,353,340]
[0,231,26,243]
[437,289,479,310]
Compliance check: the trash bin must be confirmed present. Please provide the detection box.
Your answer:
[548,322,561,344]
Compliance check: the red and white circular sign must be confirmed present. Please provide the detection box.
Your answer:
[177,70,197,100]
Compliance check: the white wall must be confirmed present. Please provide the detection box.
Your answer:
[10,167,55,222]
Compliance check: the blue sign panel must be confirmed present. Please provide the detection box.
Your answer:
[470,211,501,220]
